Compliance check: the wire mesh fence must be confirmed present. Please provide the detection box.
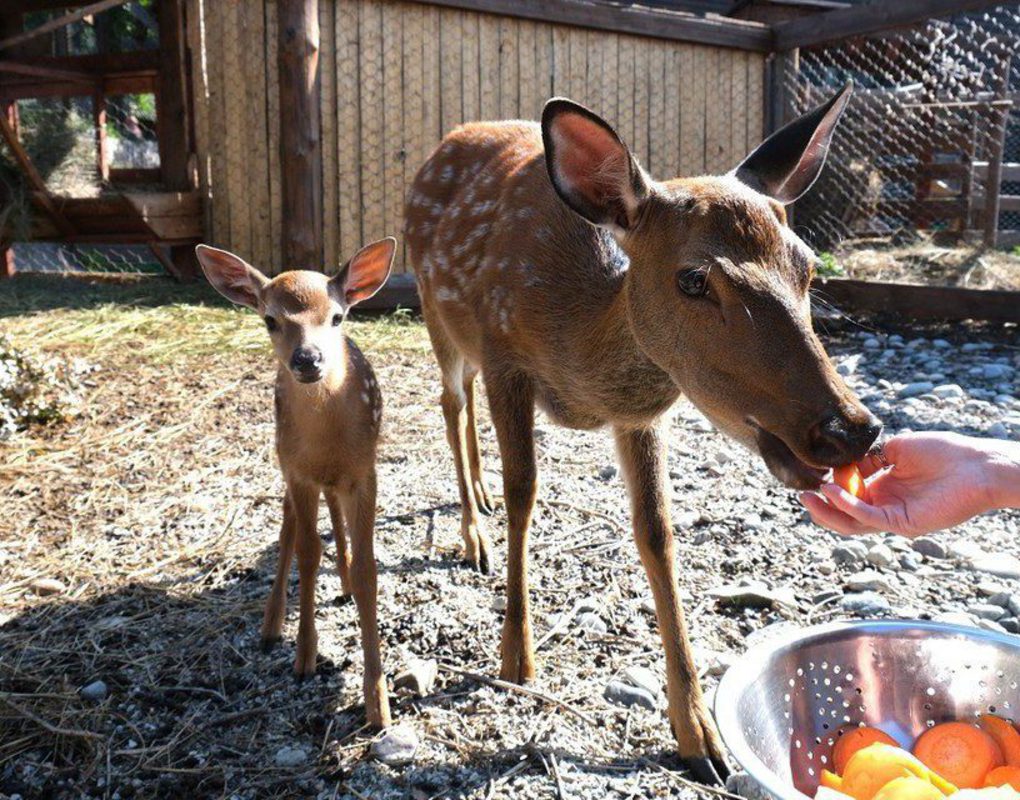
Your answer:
[11,243,166,275]
[785,3,1020,283]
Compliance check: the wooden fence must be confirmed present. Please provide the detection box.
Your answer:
[189,0,766,277]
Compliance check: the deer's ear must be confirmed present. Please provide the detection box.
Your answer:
[542,98,650,233]
[732,82,852,204]
[333,237,395,307]
[195,244,269,309]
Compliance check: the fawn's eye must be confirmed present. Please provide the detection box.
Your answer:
[331,313,343,327]
[264,315,278,332]
[676,268,708,298]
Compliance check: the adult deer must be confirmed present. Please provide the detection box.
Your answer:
[404,84,879,783]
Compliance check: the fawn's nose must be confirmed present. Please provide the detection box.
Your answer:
[807,409,882,465]
[290,346,323,379]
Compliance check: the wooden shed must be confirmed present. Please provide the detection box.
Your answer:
[189,0,771,302]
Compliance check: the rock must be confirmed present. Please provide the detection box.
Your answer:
[393,659,438,697]
[846,570,895,593]
[816,560,836,576]
[983,364,1013,380]
[598,465,618,480]
[932,384,965,399]
[912,538,947,559]
[575,611,608,635]
[898,381,934,399]
[620,665,661,698]
[933,611,979,628]
[866,544,896,569]
[30,578,66,596]
[841,592,891,616]
[1008,596,1020,619]
[674,510,701,530]
[898,554,920,572]
[987,422,1010,439]
[833,541,869,566]
[968,603,1007,621]
[273,745,309,768]
[812,589,843,605]
[745,621,802,648]
[371,725,419,766]
[969,554,1020,580]
[80,680,108,702]
[604,679,656,711]
[863,337,881,350]
[708,582,795,611]
[987,592,1013,609]
[977,581,1007,598]
[491,595,507,612]
[727,771,773,800]
[1000,617,1020,634]
[979,619,1007,634]
[949,540,985,562]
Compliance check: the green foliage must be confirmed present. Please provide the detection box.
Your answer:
[817,252,845,277]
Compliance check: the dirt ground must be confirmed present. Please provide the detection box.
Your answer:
[1,275,1018,800]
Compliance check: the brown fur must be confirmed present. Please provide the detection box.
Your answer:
[404,116,875,774]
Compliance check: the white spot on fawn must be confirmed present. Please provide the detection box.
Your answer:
[435,285,461,303]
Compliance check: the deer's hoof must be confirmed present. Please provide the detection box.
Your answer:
[260,635,281,653]
[474,481,495,515]
[679,755,729,787]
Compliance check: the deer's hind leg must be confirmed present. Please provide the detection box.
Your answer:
[422,302,493,573]
[463,365,495,515]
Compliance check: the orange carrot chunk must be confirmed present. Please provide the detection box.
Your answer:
[985,765,1020,790]
[834,726,899,775]
[979,716,1020,767]
[871,777,946,800]
[913,722,1005,789]
[833,464,868,500]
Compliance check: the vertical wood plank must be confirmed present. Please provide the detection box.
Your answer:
[633,35,650,167]
[205,0,229,245]
[319,0,337,271]
[244,0,271,268]
[704,47,726,173]
[479,13,499,120]
[616,34,635,150]
[422,4,440,146]
[648,40,667,178]
[381,0,403,261]
[335,0,361,257]
[517,19,538,120]
[461,11,480,122]
[568,26,586,103]
[664,42,681,179]
[186,0,211,235]
[223,0,250,258]
[498,16,518,119]
[157,0,191,190]
[535,22,554,116]
[746,52,764,150]
[552,24,569,98]
[680,44,706,176]
[265,0,282,265]
[730,51,749,169]
[359,0,385,246]
[440,9,461,134]
[401,1,425,273]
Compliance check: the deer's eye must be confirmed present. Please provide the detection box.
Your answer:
[264,315,278,332]
[331,313,343,327]
[676,268,708,298]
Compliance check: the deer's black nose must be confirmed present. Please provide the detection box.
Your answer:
[808,410,882,465]
[290,346,323,378]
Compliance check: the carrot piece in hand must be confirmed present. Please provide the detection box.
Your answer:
[832,464,868,500]
[985,766,1020,790]
[979,716,1020,767]
[913,722,1005,789]
[834,726,899,774]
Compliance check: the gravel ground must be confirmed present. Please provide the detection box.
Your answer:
[2,289,1019,800]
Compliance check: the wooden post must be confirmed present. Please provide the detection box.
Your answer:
[277,0,323,270]
[157,0,192,190]
[93,87,109,183]
[982,54,1011,249]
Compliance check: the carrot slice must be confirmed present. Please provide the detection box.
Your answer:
[839,744,956,800]
[871,777,946,800]
[980,716,1020,767]
[985,765,1020,790]
[821,770,845,791]
[833,464,868,500]
[913,722,1005,789]
[834,726,899,774]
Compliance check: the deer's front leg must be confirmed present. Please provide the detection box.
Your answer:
[614,424,729,785]
[261,489,296,651]
[485,366,537,684]
[290,480,322,679]
[341,470,392,729]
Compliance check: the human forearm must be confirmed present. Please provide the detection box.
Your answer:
[986,438,1020,510]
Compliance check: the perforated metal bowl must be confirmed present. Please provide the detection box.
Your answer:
[715,620,1020,800]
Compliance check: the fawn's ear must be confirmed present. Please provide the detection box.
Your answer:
[732,82,852,204]
[333,237,395,307]
[195,245,269,309]
[542,98,650,234]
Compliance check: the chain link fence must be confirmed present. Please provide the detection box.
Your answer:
[784,4,1020,290]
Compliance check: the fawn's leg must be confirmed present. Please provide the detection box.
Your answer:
[463,366,494,515]
[422,302,491,573]
[260,488,296,651]
[341,470,392,728]
[484,365,537,684]
[326,492,353,596]
[614,424,728,785]
[290,480,322,678]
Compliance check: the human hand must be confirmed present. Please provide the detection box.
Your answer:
[799,431,1020,538]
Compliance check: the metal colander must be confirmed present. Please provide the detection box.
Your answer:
[714,620,1020,800]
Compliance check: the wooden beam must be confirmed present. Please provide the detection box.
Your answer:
[983,56,1011,249]
[0,0,129,53]
[0,51,161,74]
[277,0,322,270]
[813,277,1020,324]
[406,0,772,52]
[0,59,98,83]
[0,74,155,100]
[0,113,76,237]
[157,0,191,190]
[774,0,1008,51]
